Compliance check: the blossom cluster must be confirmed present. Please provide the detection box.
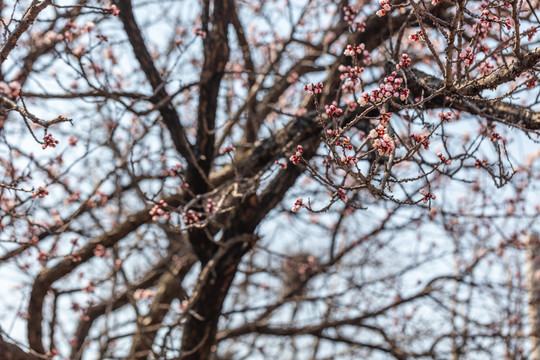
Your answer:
[369,124,395,156]
[304,82,323,94]
[480,61,495,75]
[490,131,501,142]
[438,111,453,122]
[274,160,287,169]
[379,109,391,125]
[325,102,343,117]
[475,158,487,169]
[93,244,109,258]
[409,30,425,42]
[357,72,409,107]
[486,124,502,142]
[182,209,202,224]
[289,145,303,165]
[338,189,348,202]
[344,43,365,57]
[339,64,364,93]
[192,28,207,39]
[396,53,411,70]
[437,152,451,165]
[335,134,354,150]
[528,26,538,41]
[341,155,358,166]
[42,134,59,149]
[149,200,170,221]
[476,9,512,39]
[165,162,182,177]
[343,44,371,64]
[219,144,236,155]
[343,5,365,32]
[526,74,537,89]
[0,81,21,98]
[291,197,305,212]
[110,5,119,16]
[376,0,391,17]
[459,46,475,66]
[339,64,364,82]
[410,133,430,150]
[205,198,216,213]
[32,186,48,199]
[134,289,155,300]
[420,189,436,203]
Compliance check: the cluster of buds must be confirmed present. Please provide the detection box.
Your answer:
[287,71,299,84]
[192,28,207,39]
[357,72,409,106]
[93,244,109,258]
[84,280,95,293]
[376,0,391,17]
[437,152,452,165]
[343,6,365,32]
[274,160,287,169]
[341,155,358,166]
[344,43,365,57]
[68,136,78,146]
[304,82,323,94]
[528,26,538,41]
[486,124,502,142]
[438,111,453,122]
[0,81,21,98]
[335,136,354,150]
[149,200,170,221]
[32,186,49,199]
[326,129,339,137]
[339,66,363,93]
[480,61,495,75]
[37,250,49,264]
[219,144,236,155]
[409,30,425,42]
[205,198,216,214]
[410,133,430,150]
[325,102,343,117]
[369,124,395,155]
[289,145,304,165]
[110,4,119,16]
[380,109,391,125]
[338,189,348,202]
[182,209,202,224]
[42,134,59,149]
[322,154,333,165]
[419,189,436,203]
[164,162,182,177]
[95,190,108,207]
[482,10,511,32]
[64,190,81,205]
[342,80,358,94]
[291,197,305,212]
[339,64,364,82]
[134,289,156,300]
[475,158,487,169]
[490,131,501,142]
[526,75,537,89]
[396,53,411,70]
[343,44,371,64]
[459,46,475,66]
[343,5,358,24]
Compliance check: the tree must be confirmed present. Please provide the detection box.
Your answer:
[0,0,539,359]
